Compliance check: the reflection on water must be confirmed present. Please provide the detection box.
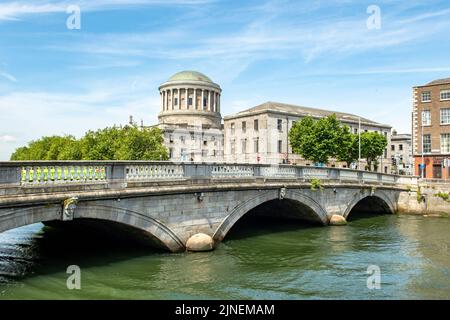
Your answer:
[0,213,449,299]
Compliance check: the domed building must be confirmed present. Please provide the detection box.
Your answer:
[158,71,224,162]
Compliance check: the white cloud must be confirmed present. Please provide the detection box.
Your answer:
[0,135,17,142]
[0,0,214,21]
[42,4,450,67]
[0,71,17,82]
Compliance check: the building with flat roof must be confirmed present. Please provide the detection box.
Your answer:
[391,131,412,175]
[412,78,450,179]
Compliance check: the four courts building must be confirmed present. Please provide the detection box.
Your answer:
[156,71,393,173]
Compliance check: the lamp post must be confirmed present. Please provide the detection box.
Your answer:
[421,111,425,179]
[358,116,361,171]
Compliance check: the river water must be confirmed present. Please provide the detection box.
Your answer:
[0,213,449,299]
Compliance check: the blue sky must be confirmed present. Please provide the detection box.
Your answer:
[1,0,450,160]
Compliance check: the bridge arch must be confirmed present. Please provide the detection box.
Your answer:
[75,204,185,252]
[0,206,61,235]
[344,190,396,219]
[0,204,185,253]
[213,189,328,243]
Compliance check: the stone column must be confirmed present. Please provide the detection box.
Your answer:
[217,93,220,113]
[178,88,181,110]
[201,90,205,111]
[213,91,217,113]
[208,90,211,112]
[194,88,197,110]
[164,90,167,111]
[171,89,174,110]
[185,88,189,109]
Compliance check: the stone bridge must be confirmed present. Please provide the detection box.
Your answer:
[0,161,419,252]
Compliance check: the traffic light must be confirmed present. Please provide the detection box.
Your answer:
[391,157,396,166]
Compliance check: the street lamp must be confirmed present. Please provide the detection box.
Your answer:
[421,111,425,179]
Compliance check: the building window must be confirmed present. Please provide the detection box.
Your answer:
[174,98,178,106]
[423,134,431,153]
[180,136,185,144]
[399,144,403,151]
[254,138,259,153]
[203,98,207,109]
[440,108,450,125]
[231,139,236,155]
[188,98,193,106]
[169,148,173,158]
[441,134,450,153]
[277,119,283,131]
[277,140,283,153]
[441,90,450,101]
[203,140,207,146]
[421,91,431,102]
[242,121,246,133]
[169,134,174,143]
[422,110,431,126]
[354,128,358,134]
[384,148,387,158]
[254,119,259,131]
[230,123,235,135]
[241,139,247,153]
[391,145,395,151]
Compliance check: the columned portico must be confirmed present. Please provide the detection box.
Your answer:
[157,71,224,163]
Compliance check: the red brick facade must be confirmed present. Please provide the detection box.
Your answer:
[412,78,450,179]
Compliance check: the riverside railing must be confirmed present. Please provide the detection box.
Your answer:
[0,161,419,187]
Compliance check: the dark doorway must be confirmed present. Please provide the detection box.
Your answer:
[433,164,442,179]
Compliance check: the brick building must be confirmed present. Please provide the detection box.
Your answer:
[412,78,450,179]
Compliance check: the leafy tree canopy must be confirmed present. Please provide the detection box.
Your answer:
[289,115,387,171]
[289,114,351,164]
[10,125,168,161]
[360,131,387,171]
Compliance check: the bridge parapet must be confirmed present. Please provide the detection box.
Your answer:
[0,161,419,190]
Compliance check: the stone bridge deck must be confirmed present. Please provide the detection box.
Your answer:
[0,161,419,252]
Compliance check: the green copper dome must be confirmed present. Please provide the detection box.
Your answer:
[168,71,213,83]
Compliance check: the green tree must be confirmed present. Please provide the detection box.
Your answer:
[289,116,316,161]
[11,135,79,160]
[80,127,122,160]
[289,114,351,165]
[336,127,359,167]
[115,126,168,160]
[10,125,168,161]
[360,131,387,171]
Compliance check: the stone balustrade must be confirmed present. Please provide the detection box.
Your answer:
[0,161,419,188]
[24,165,106,185]
[126,164,184,180]
[211,165,254,178]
